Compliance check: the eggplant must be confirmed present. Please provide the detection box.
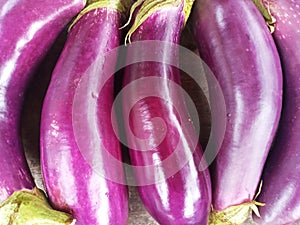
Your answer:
[253,1,300,224]
[192,0,282,224]
[0,0,85,222]
[121,1,212,224]
[40,0,131,224]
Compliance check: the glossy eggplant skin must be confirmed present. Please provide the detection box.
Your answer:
[0,0,85,203]
[40,7,128,225]
[192,0,282,212]
[122,3,212,225]
[255,1,300,225]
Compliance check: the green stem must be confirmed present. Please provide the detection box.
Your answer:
[69,0,134,31]
[252,0,276,33]
[123,0,195,44]
[0,188,75,225]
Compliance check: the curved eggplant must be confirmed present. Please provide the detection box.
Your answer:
[0,0,85,204]
[192,0,282,223]
[40,1,130,224]
[254,1,300,224]
[121,1,212,224]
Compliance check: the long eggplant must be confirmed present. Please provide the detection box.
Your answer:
[0,0,85,222]
[253,1,300,224]
[40,0,131,224]
[192,0,282,224]
[121,1,212,224]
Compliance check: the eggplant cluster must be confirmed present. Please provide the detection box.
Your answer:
[0,0,299,225]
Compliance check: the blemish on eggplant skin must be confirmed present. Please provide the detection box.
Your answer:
[91,92,98,99]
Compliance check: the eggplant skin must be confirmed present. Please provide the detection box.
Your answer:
[192,0,282,213]
[254,1,300,225]
[41,7,128,225]
[0,0,85,203]
[122,3,212,225]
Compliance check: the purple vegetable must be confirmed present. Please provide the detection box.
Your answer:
[253,1,300,224]
[0,0,85,203]
[121,1,212,224]
[192,0,282,223]
[40,1,131,224]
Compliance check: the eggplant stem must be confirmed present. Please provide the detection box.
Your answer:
[209,202,254,225]
[252,0,276,33]
[209,181,266,224]
[183,0,195,24]
[119,0,145,31]
[124,0,196,44]
[254,180,263,200]
[0,188,75,224]
[124,0,172,44]
[68,0,129,32]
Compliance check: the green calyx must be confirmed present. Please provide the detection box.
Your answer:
[123,0,195,44]
[0,188,75,225]
[69,0,133,31]
[209,181,265,225]
[252,0,276,33]
[183,0,195,24]
[208,200,265,225]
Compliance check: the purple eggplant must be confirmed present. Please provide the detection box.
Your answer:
[121,1,212,224]
[192,0,282,223]
[253,1,300,224]
[40,1,131,224]
[0,0,85,204]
